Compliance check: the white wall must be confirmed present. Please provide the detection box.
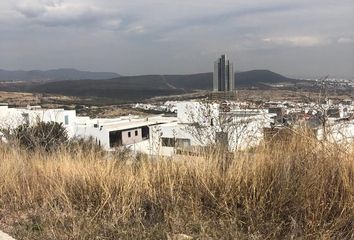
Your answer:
[122,128,142,145]
[177,102,219,125]
[228,117,270,151]
[317,120,354,145]
[0,106,77,138]
[160,112,275,153]
[160,123,214,146]
[125,140,151,155]
[74,125,110,150]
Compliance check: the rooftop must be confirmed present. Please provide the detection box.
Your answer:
[103,117,177,131]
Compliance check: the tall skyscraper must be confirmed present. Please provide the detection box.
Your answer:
[213,54,235,92]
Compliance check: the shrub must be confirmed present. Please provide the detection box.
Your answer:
[12,121,68,152]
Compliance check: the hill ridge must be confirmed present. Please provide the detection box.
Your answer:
[0,69,299,102]
[0,68,120,81]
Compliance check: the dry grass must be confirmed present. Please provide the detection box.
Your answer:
[0,91,40,106]
[0,134,353,239]
[0,91,80,109]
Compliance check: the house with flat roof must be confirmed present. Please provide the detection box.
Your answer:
[74,115,177,154]
[158,102,277,155]
[0,104,77,137]
[0,102,278,156]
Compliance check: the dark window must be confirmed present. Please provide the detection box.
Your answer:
[109,131,122,148]
[216,132,228,145]
[22,113,29,125]
[327,108,340,118]
[135,130,138,136]
[142,126,150,140]
[162,138,175,147]
[128,132,131,138]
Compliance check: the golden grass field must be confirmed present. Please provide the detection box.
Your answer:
[0,132,353,240]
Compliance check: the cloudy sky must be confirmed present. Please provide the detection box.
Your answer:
[0,0,353,78]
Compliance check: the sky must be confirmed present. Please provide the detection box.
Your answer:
[0,0,353,78]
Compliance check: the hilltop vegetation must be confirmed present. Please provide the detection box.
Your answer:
[0,131,353,239]
[30,75,187,101]
[0,70,299,102]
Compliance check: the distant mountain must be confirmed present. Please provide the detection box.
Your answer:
[0,68,120,81]
[24,75,187,101]
[236,69,297,87]
[0,69,299,102]
[164,69,297,90]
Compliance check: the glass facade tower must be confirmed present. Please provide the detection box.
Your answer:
[213,54,235,92]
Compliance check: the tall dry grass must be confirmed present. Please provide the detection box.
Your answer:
[0,133,353,239]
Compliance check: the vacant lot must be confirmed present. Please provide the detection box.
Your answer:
[0,133,353,239]
[0,91,80,108]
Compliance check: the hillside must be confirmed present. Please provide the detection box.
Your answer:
[0,69,298,102]
[0,68,120,81]
[29,75,186,101]
[164,70,298,90]
[164,72,213,90]
[236,69,297,86]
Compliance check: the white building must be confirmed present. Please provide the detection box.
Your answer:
[0,102,279,155]
[158,102,277,155]
[0,103,179,154]
[0,103,77,137]
[74,115,177,154]
[317,119,354,147]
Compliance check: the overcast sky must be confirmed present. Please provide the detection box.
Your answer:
[0,0,353,78]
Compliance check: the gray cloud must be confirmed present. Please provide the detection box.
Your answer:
[337,37,354,44]
[16,3,46,18]
[0,0,353,78]
[262,36,326,47]
[15,0,122,29]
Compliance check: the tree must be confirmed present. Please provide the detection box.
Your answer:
[10,121,68,151]
[184,100,270,152]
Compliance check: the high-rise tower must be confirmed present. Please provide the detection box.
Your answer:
[213,54,235,92]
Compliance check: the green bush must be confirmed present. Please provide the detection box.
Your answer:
[13,121,68,152]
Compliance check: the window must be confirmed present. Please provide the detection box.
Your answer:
[142,126,150,140]
[128,132,131,138]
[162,138,191,148]
[162,138,175,147]
[176,139,191,148]
[64,115,69,125]
[216,132,228,145]
[135,130,138,136]
[22,113,29,125]
[109,131,122,148]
